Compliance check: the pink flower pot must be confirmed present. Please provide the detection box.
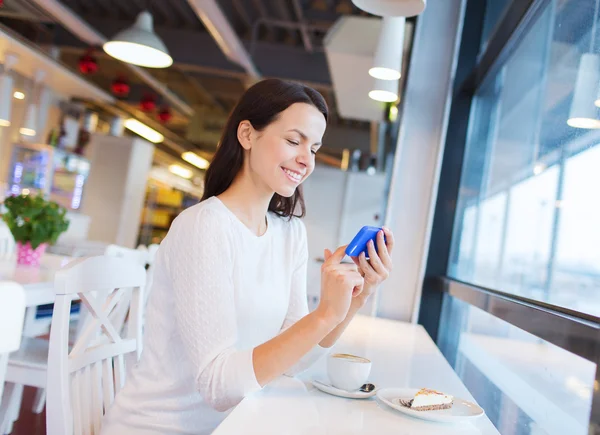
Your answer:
[16,242,47,267]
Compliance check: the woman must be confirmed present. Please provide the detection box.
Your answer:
[101,79,394,434]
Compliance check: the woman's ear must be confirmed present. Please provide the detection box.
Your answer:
[237,120,253,151]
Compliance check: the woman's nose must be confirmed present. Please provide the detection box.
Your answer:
[296,146,312,165]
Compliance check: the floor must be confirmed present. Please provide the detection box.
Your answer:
[8,386,46,434]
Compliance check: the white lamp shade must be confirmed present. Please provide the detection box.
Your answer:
[20,104,37,136]
[370,17,405,80]
[567,53,600,129]
[0,74,14,127]
[352,0,426,17]
[103,11,173,68]
[369,76,399,102]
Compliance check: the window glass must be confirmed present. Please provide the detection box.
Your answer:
[438,294,597,435]
[449,0,600,316]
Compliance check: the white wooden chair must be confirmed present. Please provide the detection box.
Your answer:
[46,255,146,435]
[0,244,151,430]
[0,283,25,396]
[22,244,150,419]
[0,282,25,434]
[0,222,15,259]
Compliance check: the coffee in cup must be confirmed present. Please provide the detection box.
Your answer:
[327,353,371,391]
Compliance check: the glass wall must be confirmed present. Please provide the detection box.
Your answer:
[426,0,600,433]
[449,0,600,317]
[438,296,596,435]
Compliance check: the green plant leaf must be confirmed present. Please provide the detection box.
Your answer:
[1,194,70,247]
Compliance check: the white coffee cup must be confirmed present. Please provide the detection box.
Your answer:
[327,353,372,391]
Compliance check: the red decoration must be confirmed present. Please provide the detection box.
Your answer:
[78,50,98,75]
[157,106,172,123]
[111,76,130,97]
[140,94,157,112]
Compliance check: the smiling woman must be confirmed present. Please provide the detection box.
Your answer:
[100,78,395,435]
[201,78,327,219]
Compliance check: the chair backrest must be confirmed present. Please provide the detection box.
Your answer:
[0,221,15,259]
[0,281,25,398]
[143,244,159,306]
[104,244,149,266]
[46,256,146,435]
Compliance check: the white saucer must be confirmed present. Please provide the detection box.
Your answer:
[376,388,485,423]
[311,379,377,399]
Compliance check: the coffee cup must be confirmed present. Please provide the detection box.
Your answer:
[327,353,371,391]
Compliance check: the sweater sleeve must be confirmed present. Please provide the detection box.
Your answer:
[281,219,329,377]
[167,208,262,412]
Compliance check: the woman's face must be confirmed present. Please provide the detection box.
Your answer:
[240,102,326,198]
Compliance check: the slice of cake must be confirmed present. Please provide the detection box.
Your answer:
[404,388,453,411]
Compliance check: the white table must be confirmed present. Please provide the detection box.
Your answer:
[0,253,73,307]
[214,315,500,435]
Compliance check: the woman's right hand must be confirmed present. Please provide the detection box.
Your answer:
[316,245,364,326]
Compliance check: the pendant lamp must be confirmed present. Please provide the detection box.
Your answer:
[352,0,426,17]
[19,104,37,136]
[0,53,18,127]
[369,76,399,102]
[103,11,173,68]
[20,70,46,138]
[370,17,405,81]
[568,0,600,128]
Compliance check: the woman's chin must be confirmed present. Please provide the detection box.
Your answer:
[275,185,297,198]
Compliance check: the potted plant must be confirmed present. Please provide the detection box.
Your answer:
[1,194,70,266]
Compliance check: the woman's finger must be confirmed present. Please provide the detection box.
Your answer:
[350,272,364,297]
[366,239,386,276]
[359,252,377,282]
[377,230,393,270]
[382,227,395,255]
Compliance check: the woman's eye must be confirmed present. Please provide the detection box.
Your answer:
[287,139,299,146]
[311,149,317,155]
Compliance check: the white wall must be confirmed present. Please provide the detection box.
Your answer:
[376,0,466,322]
[81,134,154,248]
[302,164,386,312]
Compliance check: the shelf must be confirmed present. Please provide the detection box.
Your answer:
[140,223,170,230]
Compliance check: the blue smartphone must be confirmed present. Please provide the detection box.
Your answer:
[345,226,383,258]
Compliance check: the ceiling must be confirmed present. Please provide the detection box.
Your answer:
[0,0,413,164]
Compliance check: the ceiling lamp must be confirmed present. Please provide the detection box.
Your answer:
[369,77,398,102]
[169,164,193,179]
[124,118,164,143]
[103,11,173,68]
[569,0,600,128]
[182,151,210,170]
[19,104,37,136]
[351,0,426,17]
[0,53,18,127]
[20,70,45,138]
[370,17,405,80]
[569,54,600,128]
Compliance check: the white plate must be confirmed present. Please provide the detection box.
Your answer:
[311,379,377,399]
[376,388,485,423]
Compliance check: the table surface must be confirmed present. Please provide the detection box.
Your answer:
[0,253,74,307]
[214,315,500,435]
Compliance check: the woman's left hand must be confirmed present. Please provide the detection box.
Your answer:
[350,227,394,308]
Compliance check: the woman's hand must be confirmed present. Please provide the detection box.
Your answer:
[350,227,394,309]
[316,245,364,327]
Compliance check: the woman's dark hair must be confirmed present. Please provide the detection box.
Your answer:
[201,78,328,218]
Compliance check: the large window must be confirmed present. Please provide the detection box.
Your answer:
[449,0,600,317]
[422,0,600,433]
[438,296,596,435]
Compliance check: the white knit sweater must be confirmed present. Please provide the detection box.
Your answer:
[101,197,328,435]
